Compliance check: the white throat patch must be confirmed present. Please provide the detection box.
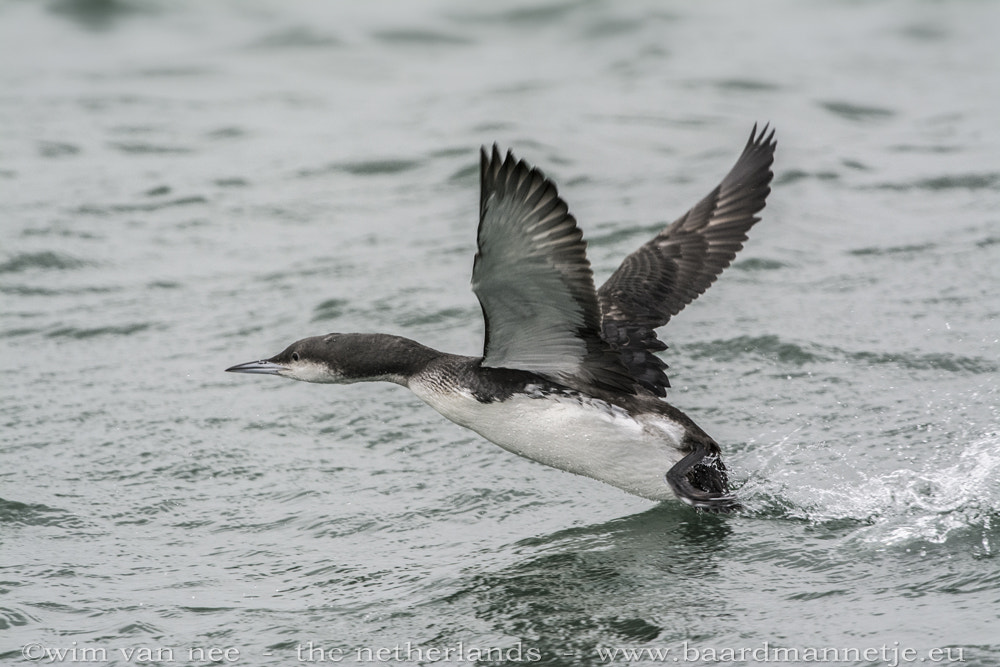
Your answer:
[283,360,340,384]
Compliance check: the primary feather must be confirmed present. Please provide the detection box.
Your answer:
[598,124,777,395]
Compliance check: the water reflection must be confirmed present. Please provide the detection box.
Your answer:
[440,505,733,666]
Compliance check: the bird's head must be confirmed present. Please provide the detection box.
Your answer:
[226,333,433,385]
[226,334,349,383]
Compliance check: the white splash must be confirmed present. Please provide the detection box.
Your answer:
[737,431,1000,551]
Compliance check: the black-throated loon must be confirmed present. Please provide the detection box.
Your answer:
[227,125,776,511]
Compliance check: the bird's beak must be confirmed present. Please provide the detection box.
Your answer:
[225,360,287,375]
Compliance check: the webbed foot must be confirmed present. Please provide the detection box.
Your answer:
[666,446,741,513]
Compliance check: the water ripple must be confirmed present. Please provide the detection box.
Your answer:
[46,323,153,339]
[0,606,39,630]
[687,335,829,365]
[873,173,1000,192]
[819,100,896,121]
[250,26,341,50]
[298,158,421,178]
[0,498,90,530]
[686,335,997,375]
[372,29,472,46]
[75,196,207,215]
[0,251,89,273]
[847,350,998,374]
[774,169,839,186]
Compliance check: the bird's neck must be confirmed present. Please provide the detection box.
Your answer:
[337,334,444,385]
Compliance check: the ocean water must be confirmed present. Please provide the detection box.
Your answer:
[2,1,999,665]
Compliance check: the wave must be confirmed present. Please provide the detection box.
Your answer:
[0,251,89,273]
[686,334,998,375]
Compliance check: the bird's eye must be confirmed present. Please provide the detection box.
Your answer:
[291,352,300,362]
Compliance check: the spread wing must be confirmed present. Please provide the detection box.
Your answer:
[473,145,633,394]
[597,124,777,396]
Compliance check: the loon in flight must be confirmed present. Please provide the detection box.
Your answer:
[227,125,776,511]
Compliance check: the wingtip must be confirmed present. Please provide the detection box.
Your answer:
[480,142,503,161]
[749,122,777,149]
[480,143,530,167]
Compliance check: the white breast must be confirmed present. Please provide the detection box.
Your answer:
[407,380,686,501]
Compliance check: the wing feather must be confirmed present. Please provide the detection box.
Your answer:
[474,145,633,394]
[597,124,777,396]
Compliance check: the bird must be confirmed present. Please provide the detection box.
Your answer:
[227,125,776,511]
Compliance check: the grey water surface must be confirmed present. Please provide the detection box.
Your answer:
[2,1,999,665]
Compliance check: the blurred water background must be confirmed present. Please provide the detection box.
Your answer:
[2,0,999,665]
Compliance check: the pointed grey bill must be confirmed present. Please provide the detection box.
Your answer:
[225,360,287,375]
[473,145,634,394]
[597,124,777,396]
